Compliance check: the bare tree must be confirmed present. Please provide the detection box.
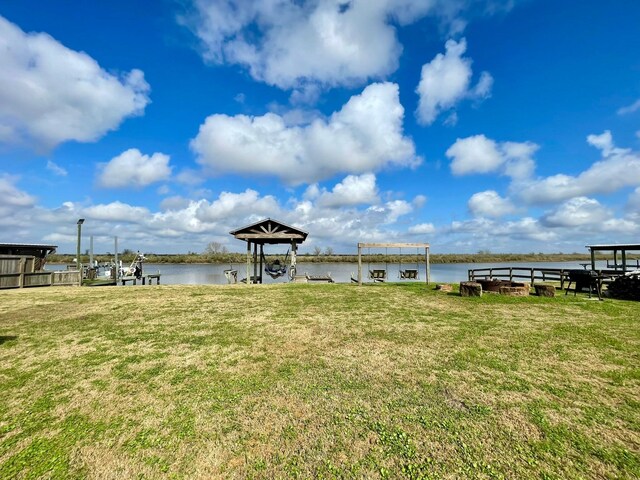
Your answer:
[324,246,334,256]
[204,242,228,254]
[312,246,322,256]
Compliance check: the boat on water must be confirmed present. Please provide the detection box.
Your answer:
[81,252,147,286]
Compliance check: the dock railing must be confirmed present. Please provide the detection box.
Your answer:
[467,267,625,290]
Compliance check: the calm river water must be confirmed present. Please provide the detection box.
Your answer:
[47,260,608,285]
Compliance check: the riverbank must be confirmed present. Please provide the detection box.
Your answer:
[1,283,638,478]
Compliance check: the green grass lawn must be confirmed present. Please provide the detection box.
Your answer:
[1,283,639,479]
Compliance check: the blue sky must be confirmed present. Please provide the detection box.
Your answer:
[1,0,639,254]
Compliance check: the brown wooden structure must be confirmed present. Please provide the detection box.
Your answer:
[0,243,57,270]
[586,243,640,272]
[230,218,308,284]
[356,242,430,286]
[0,243,80,289]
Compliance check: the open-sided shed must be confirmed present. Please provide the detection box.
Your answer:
[0,243,57,271]
[586,243,640,272]
[230,218,308,284]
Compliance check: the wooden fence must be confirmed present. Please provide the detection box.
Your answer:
[0,255,80,289]
[467,266,625,289]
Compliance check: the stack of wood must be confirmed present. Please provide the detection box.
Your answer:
[607,273,640,301]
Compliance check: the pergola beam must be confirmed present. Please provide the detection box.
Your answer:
[358,242,430,248]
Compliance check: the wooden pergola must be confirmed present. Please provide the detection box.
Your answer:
[586,243,640,272]
[230,218,308,284]
[356,242,430,286]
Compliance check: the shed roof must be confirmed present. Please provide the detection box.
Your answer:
[586,244,640,251]
[0,243,57,256]
[230,218,308,244]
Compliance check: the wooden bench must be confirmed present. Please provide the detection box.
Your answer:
[369,269,386,282]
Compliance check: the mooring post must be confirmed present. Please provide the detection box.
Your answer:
[114,236,119,282]
[76,218,84,286]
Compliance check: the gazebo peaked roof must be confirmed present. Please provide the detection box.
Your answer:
[230,218,308,245]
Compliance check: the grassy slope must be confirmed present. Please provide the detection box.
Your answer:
[0,284,638,479]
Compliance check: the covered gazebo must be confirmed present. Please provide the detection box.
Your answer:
[230,218,308,284]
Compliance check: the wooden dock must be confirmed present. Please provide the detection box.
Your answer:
[467,266,627,291]
[121,274,161,286]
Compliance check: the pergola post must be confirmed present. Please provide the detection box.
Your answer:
[425,247,430,284]
[590,247,596,270]
[621,249,627,273]
[357,243,362,286]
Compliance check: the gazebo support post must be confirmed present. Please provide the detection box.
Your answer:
[259,244,264,283]
[622,249,627,273]
[246,241,251,286]
[291,241,297,279]
[253,243,258,284]
[590,247,596,270]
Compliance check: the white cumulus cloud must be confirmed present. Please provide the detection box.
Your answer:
[83,201,151,223]
[185,0,468,91]
[628,187,640,215]
[316,173,379,208]
[415,38,493,125]
[195,189,281,222]
[446,134,537,177]
[0,175,36,212]
[0,16,150,149]
[191,82,420,184]
[518,131,640,204]
[98,149,172,188]
[468,190,516,217]
[408,223,435,234]
[541,197,611,228]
